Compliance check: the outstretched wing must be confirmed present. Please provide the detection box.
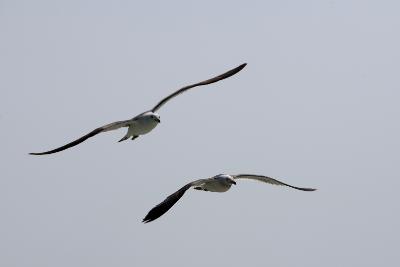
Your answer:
[151,63,247,112]
[233,174,316,191]
[143,179,207,223]
[29,120,131,155]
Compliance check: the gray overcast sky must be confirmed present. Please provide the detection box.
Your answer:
[1,1,399,266]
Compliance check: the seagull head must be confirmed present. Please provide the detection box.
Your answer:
[215,174,236,185]
[147,112,161,123]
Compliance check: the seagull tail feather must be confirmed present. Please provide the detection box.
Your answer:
[118,134,130,142]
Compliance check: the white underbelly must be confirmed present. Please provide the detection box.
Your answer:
[131,120,159,135]
[203,180,231,192]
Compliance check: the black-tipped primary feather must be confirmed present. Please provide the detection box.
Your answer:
[151,63,247,112]
[29,120,130,155]
[142,183,193,223]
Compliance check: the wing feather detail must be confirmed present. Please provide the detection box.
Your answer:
[142,179,206,223]
[29,120,131,155]
[233,174,316,191]
[151,63,247,112]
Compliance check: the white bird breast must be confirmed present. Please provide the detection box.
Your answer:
[130,117,159,136]
[202,179,232,192]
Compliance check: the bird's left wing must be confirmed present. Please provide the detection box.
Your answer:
[233,174,316,191]
[142,179,207,223]
[29,120,131,155]
[151,63,247,112]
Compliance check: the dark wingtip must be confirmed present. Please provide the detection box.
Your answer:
[142,217,153,224]
[236,63,247,72]
[29,152,43,156]
[142,209,161,223]
[220,63,247,79]
[302,188,317,191]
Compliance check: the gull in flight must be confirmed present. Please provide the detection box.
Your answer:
[30,63,246,155]
[143,173,316,223]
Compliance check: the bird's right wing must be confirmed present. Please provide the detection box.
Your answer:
[233,174,316,191]
[29,120,131,155]
[151,63,247,112]
[142,179,207,223]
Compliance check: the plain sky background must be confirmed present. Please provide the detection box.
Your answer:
[1,1,399,266]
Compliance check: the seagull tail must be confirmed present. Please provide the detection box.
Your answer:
[118,134,130,143]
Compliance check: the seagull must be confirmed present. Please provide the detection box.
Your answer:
[29,63,247,155]
[143,173,316,223]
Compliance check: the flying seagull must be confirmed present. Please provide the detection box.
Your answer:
[143,173,316,223]
[30,63,246,155]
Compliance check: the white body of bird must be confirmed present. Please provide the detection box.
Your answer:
[195,174,236,192]
[118,112,161,142]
